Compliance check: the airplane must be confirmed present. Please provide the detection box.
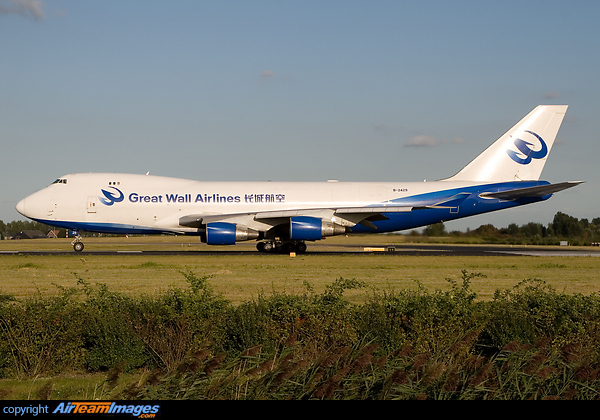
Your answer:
[16,105,583,253]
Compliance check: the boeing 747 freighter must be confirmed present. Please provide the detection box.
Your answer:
[16,105,583,253]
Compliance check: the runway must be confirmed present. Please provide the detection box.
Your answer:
[3,243,600,257]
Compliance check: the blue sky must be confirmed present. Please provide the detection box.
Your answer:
[1,0,598,231]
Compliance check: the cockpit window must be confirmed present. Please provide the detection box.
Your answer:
[52,179,67,185]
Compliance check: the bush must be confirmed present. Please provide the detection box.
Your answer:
[81,271,231,372]
[0,286,86,377]
[353,270,484,354]
[80,282,150,372]
[480,279,600,352]
[2,271,600,399]
[222,277,366,355]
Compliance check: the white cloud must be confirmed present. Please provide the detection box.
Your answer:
[259,70,278,85]
[543,90,560,100]
[0,0,44,19]
[404,135,438,147]
[260,70,275,78]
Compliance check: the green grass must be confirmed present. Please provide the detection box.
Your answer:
[1,236,600,303]
[2,237,600,400]
[0,373,142,400]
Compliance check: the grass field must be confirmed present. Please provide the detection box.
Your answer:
[2,235,600,400]
[2,235,600,302]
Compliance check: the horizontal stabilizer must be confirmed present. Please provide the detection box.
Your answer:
[479,181,584,200]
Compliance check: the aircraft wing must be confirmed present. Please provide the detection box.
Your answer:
[479,181,584,201]
[178,193,475,230]
[256,206,414,230]
[179,205,414,229]
[258,206,414,218]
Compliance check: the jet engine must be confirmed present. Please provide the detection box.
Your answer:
[289,216,346,241]
[203,222,260,245]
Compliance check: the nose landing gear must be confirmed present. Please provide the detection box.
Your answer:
[71,234,84,252]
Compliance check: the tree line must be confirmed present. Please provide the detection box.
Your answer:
[0,220,63,240]
[2,211,600,245]
[422,211,600,246]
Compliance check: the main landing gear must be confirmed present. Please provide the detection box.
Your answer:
[256,240,307,254]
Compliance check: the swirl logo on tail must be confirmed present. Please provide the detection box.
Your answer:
[506,130,548,165]
[99,187,124,206]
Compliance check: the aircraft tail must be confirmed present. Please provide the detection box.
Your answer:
[445,105,568,182]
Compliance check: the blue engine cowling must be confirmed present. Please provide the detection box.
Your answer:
[289,216,322,241]
[206,222,237,245]
[205,222,259,245]
[289,216,347,240]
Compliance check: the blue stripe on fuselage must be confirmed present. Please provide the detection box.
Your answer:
[27,218,181,236]
[352,181,551,233]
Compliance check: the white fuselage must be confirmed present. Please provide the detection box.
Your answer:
[17,172,483,235]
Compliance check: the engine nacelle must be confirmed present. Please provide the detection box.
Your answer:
[289,216,346,241]
[204,222,259,245]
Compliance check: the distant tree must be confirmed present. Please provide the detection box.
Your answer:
[520,222,545,238]
[2,220,55,238]
[501,223,520,236]
[552,211,583,238]
[423,222,447,236]
[472,224,499,237]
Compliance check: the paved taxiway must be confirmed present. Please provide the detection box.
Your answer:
[3,244,600,257]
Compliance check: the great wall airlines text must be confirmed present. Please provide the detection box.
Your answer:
[128,192,286,204]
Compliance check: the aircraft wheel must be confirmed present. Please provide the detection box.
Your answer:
[282,242,296,254]
[256,242,265,252]
[295,241,307,254]
[73,242,84,252]
[262,241,274,252]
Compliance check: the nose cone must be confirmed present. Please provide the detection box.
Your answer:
[16,198,26,216]
[15,187,52,221]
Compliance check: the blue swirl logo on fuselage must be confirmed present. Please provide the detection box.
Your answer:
[99,187,124,206]
[506,130,548,165]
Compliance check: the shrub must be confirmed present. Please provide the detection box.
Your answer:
[79,281,149,372]
[0,286,85,377]
[81,271,231,372]
[480,279,600,353]
[2,270,600,399]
